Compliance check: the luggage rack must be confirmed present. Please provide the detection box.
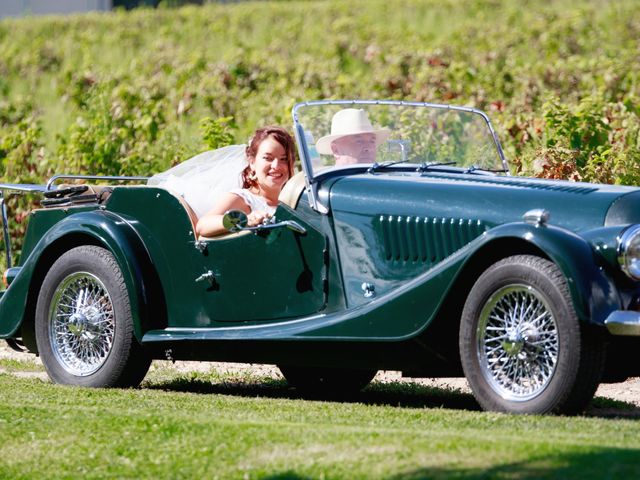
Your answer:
[45,174,149,190]
[42,175,149,207]
[1,175,148,269]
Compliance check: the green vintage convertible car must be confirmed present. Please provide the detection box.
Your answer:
[1,100,639,415]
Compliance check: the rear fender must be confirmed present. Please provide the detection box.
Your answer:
[473,222,621,326]
[0,210,164,341]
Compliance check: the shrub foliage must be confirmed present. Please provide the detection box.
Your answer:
[0,0,639,259]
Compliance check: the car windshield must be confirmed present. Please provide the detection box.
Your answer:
[294,101,508,176]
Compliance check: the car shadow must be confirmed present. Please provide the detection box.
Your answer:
[144,375,640,416]
[587,397,640,419]
[145,376,481,410]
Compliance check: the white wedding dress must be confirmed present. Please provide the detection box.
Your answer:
[228,188,277,215]
[147,145,248,218]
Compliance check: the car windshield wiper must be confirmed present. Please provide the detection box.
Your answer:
[464,165,509,174]
[367,160,410,173]
[416,161,457,172]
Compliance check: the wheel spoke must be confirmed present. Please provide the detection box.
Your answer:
[477,284,559,402]
[48,272,115,376]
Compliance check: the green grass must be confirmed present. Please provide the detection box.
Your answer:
[1,372,639,479]
[0,357,44,373]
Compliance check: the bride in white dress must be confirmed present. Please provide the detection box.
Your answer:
[149,126,296,237]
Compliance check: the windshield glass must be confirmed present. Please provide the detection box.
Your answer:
[294,101,507,176]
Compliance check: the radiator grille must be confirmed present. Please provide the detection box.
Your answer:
[378,215,488,263]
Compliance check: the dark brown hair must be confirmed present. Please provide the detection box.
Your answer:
[241,126,296,189]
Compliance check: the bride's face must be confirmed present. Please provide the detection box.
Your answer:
[250,136,290,193]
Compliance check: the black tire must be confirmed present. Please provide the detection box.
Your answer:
[279,365,377,397]
[459,255,605,415]
[35,245,151,387]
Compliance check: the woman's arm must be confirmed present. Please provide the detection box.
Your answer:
[195,192,250,237]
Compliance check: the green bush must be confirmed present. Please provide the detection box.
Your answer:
[0,0,639,263]
[2,0,638,184]
[0,99,45,266]
[200,116,236,150]
[56,80,170,176]
[514,94,640,183]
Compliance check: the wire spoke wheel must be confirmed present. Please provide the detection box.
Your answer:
[477,284,559,402]
[48,272,115,376]
[460,255,605,414]
[36,246,151,387]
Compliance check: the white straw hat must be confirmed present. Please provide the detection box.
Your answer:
[315,108,390,155]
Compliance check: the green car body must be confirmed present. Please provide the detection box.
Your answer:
[1,100,639,414]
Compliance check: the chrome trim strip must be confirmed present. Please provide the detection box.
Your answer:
[604,311,640,336]
[0,183,48,193]
[46,174,149,191]
[0,192,11,268]
[294,122,327,213]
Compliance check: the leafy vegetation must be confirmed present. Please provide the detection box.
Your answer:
[0,0,638,260]
[1,0,638,181]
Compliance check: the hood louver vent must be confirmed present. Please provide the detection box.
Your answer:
[379,215,489,264]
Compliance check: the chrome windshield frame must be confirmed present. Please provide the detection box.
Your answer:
[292,99,509,213]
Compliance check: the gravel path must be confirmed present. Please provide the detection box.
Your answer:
[2,343,638,409]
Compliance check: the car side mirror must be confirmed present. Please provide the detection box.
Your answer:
[222,210,248,232]
[222,209,307,236]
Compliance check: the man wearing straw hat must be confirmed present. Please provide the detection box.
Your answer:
[315,108,390,166]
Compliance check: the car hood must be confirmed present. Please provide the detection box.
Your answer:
[327,172,640,232]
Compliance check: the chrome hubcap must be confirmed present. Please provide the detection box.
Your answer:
[48,272,115,376]
[477,285,559,401]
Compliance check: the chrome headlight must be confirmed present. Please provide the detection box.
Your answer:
[618,225,640,280]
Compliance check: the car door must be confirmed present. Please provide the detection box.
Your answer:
[197,205,328,322]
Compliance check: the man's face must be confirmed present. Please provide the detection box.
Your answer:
[331,133,377,165]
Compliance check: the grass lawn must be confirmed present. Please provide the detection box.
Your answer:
[1,366,639,479]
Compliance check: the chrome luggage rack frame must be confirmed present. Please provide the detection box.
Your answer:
[45,174,148,190]
[1,174,148,270]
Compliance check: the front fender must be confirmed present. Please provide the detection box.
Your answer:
[0,209,159,339]
[476,222,621,326]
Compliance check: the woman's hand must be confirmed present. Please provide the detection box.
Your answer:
[247,210,272,227]
[196,193,250,238]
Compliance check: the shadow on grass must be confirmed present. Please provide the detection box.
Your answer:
[227,448,640,479]
[145,375,481,410]
[257,448,640,479]
[389,448,640,479]
[587,396,640,419]
[145,373,640,417]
